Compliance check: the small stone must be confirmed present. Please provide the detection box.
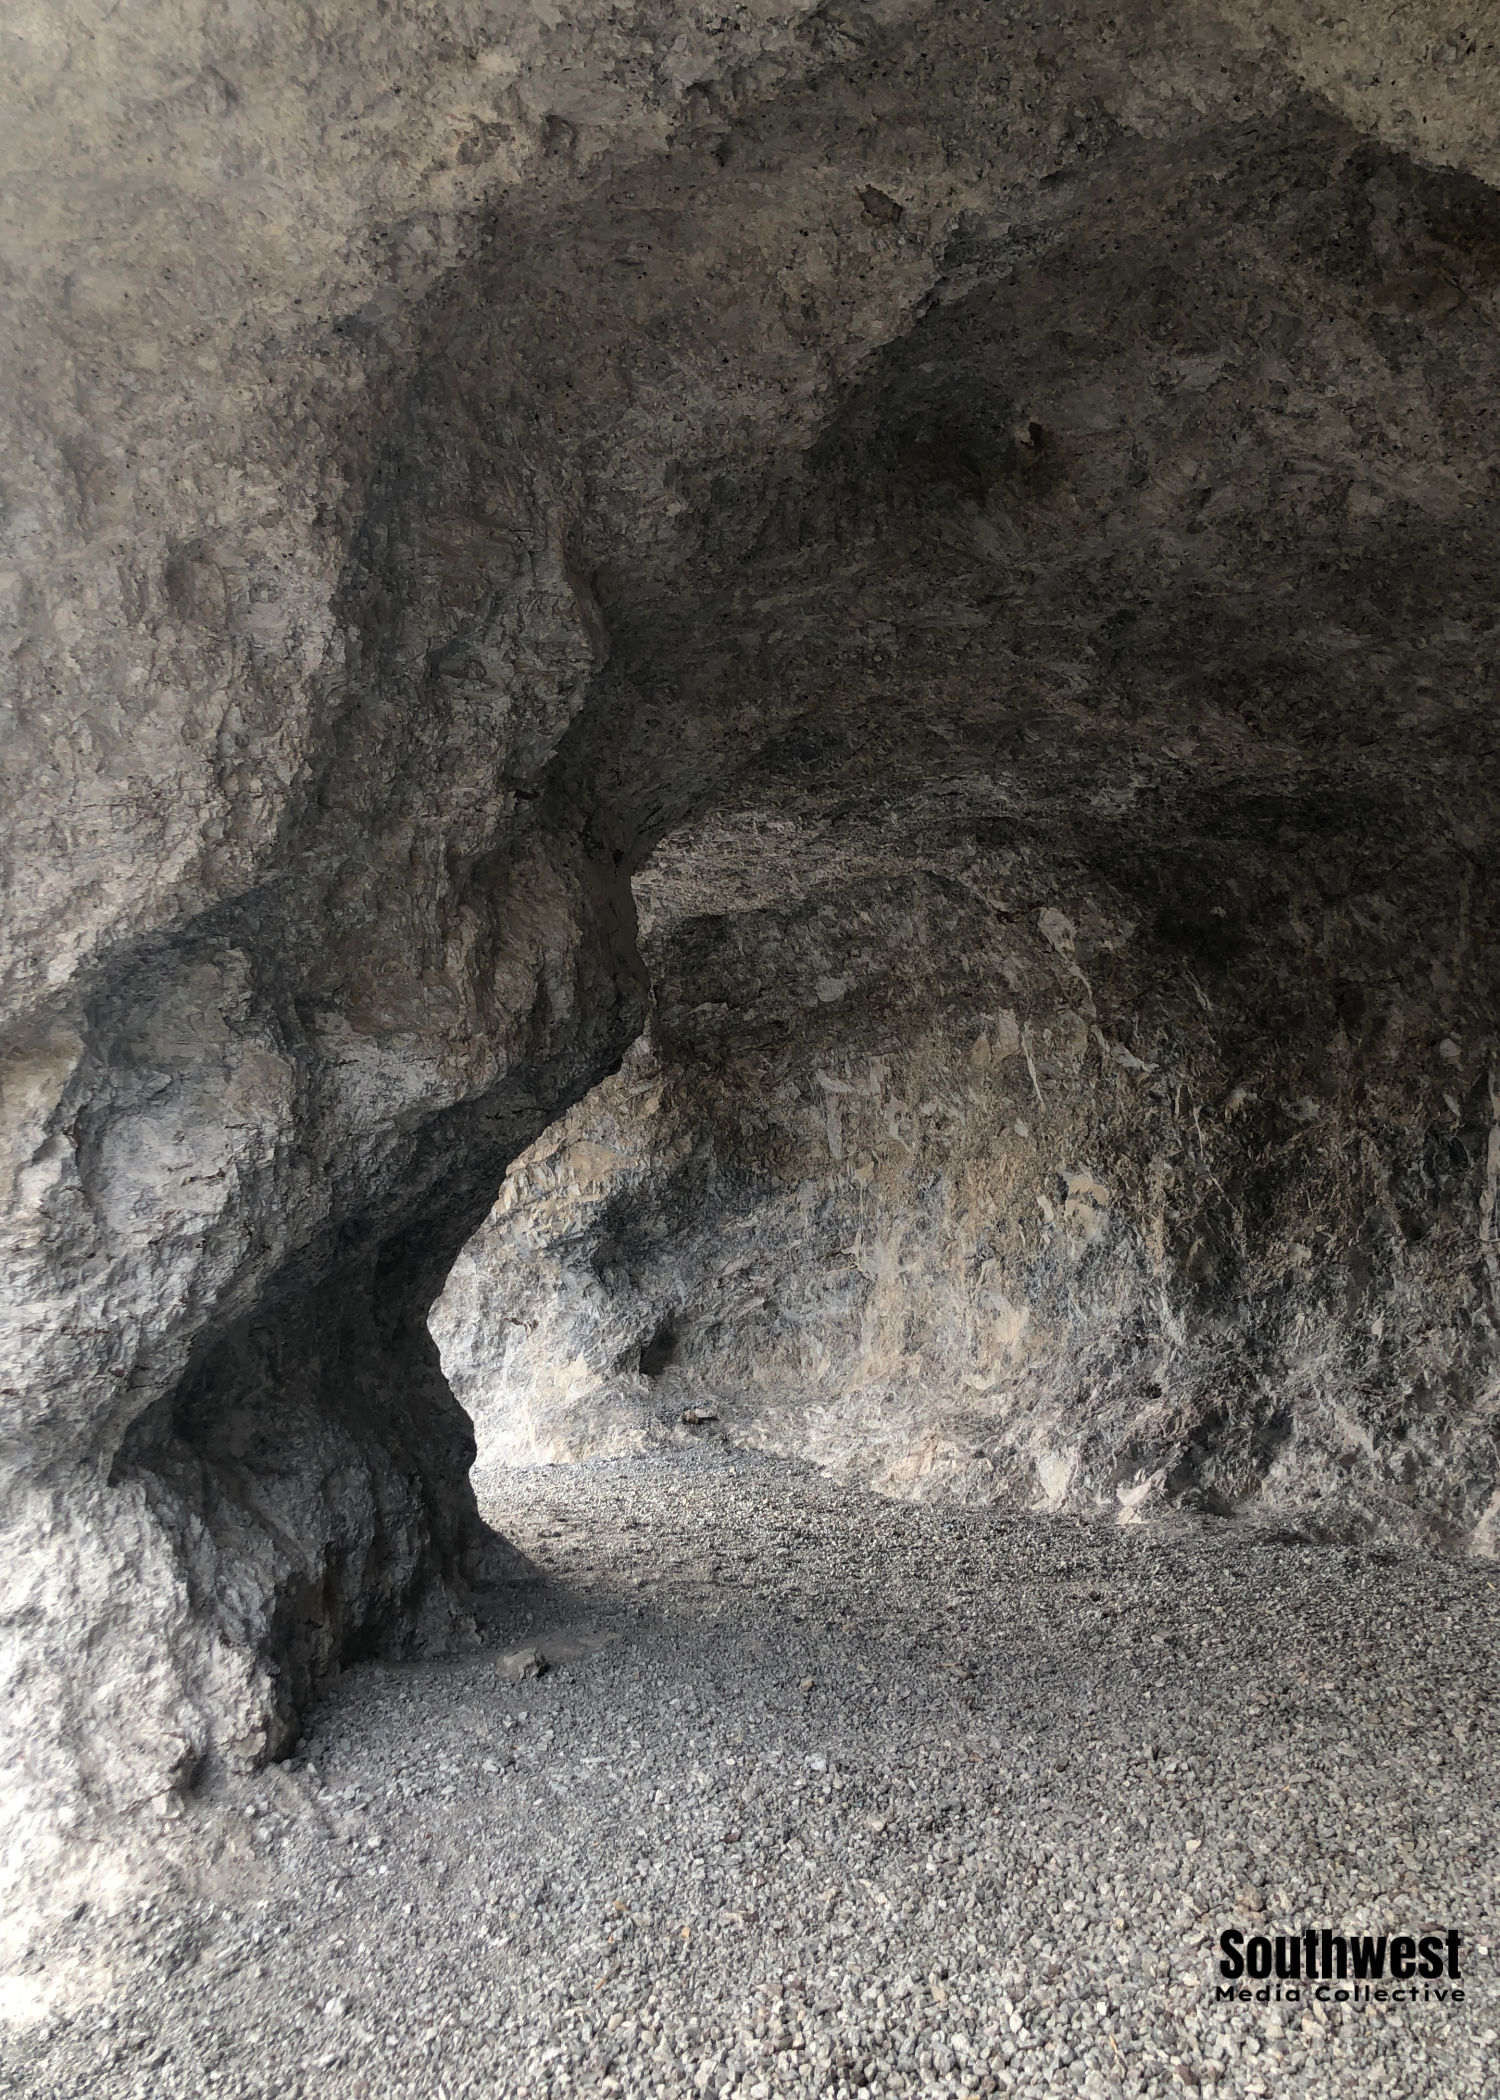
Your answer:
[857,185,903,226]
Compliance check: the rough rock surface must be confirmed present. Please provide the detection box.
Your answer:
[6,0,1500,1901]
[436,91,1500,1544]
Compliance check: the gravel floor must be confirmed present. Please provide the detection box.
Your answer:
[3,1447,1497,2100]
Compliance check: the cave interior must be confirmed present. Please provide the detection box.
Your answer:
[3,0,1500,1907]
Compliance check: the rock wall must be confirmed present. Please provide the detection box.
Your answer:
[6,0,1500,1897]
[3,0,843,1890]
[439,796,1500,1545]
[436,42,1500,1549]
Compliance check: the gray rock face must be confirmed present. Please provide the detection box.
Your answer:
[435,29,1500,1544]
[440,800,1500,1540]
[4,0,1500,1901]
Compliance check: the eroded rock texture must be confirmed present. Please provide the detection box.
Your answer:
[437,34,1500,1541]
[5,0,1500,1890]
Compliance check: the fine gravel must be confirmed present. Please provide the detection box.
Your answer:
[3,1447,1497,2100]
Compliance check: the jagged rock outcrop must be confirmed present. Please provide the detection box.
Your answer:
[5,0,1500,1902]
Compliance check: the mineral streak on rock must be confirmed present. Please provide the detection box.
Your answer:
[4,0,1500,1904]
